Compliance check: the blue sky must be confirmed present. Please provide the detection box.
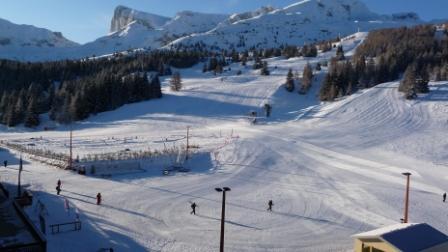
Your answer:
[0,0,445,44]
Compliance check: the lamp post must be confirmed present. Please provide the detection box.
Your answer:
[402,172,412,223]
[17,156,23,197]
[215,187,231,252]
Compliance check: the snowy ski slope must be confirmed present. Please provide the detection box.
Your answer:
[1,33,448,251]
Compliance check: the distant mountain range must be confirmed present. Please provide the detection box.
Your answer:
[0,0,437,62]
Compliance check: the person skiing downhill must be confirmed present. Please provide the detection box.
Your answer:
[190,202,197,215]
[57,179,61,188]
[267,200,273,211]
[96,193,102,205]
[444,193,446,202]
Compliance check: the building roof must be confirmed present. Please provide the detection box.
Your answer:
[0,186,37,248]
[353,223,448,252]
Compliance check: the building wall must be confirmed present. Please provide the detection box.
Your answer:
[354,239,398,252]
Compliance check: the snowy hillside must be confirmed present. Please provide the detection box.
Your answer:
[0,0,427,61]
[163,11,228,36]
[0,18,77,48]
[226,6,276,25]
[1,33,448,251]
[70,9,229,60]
[170,0,422,50]
[0,18,78,61]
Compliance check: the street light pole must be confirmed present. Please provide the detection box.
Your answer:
[186,126,190,161]
[215,187,231,252]
[17,156,22,197]
[69,125,73,170]
[402,172,412,223]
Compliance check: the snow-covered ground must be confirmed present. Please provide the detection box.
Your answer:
[1,33,448,251]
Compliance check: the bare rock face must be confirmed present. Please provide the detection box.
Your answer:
[110,5,170,33]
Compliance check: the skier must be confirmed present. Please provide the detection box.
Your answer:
[3,160,7,167]
[190,202,197,215]
[96,193,102,205]
[267,200,273,211]
[444,193,446,203]
[56,185,61,195]
[57,179,61,188]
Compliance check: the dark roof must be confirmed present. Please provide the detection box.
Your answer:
[381,223,448,252]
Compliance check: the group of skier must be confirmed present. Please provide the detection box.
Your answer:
[189,199,274,215]
[54,179,102,205]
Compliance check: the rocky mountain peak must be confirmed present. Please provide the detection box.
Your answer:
[110,5,170,33]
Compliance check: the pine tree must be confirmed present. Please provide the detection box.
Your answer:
[208,57,218,72]
[300,63,314,94]
[241,54,247,66]
[6,94,25,126]
[399,65,417,99]
[215,64,223,75]
[319,74,333,101]
[285,69,295,92]
[415,69,429,94]
[150,75,162,98]
[336,45,345,60]
[24,96,40,128]
[47,83,56,111]
[170,72,182,91]
[69,93,88,121]
[0,92,9,115]
[264,103,272,117]
[375,56,389,84]
[253,57,263,70]
[57,95,73,124]
[260,61,270,75]
[231,49,239,62]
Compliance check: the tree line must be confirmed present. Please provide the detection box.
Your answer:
[320,24,448,101]
[0,50,203,127]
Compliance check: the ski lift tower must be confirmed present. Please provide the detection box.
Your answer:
[67,125,73,170]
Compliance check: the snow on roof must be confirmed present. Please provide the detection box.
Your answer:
[353,223,417,238]
[353,223,448,252]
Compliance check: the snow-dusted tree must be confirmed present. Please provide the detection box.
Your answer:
[399,65,418,99]
[170,72,182,91]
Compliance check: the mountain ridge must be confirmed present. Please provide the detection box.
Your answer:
[0,0,432,61]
